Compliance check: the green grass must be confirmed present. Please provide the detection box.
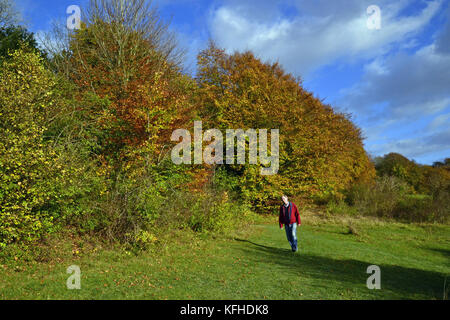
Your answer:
[1,215,449,300]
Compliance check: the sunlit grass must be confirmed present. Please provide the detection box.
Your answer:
[1,215,448,300]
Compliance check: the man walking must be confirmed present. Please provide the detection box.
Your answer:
[279,195,301,252]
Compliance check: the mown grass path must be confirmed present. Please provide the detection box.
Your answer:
[1,217,449,299]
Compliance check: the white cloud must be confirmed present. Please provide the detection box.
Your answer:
[209,0,442,77]
[207,0,449,163]
[428,113,450,131]
[339,42,450,121]
[338,36,450,162]
[368,128,450,159]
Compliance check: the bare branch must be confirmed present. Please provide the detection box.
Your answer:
[0,0,20,26]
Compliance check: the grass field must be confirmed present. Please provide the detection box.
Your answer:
[1,214,449,300]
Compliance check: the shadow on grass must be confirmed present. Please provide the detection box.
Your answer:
[235,238,446,299]
[426,247,450,259]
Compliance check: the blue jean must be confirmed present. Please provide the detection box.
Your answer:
[285,223,298,251]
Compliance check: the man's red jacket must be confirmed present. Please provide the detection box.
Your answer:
[279,202,301,228]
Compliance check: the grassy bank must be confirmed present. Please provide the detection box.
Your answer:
[0,213,449,300]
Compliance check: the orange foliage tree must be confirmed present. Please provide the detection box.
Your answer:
[196,42,375,210]
[62,2,195,167]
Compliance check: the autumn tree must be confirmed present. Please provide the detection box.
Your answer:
[39,0,199,241]
[196,42,375,210]
[52,0,195,167]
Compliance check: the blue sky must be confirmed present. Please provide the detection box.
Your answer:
[13,0,450,165]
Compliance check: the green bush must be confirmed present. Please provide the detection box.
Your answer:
[0,47,64,247]
[428,190,450,223]
[326,200,358,216]
[345,176,410,218]
[344,176,449,223]
[395,194,432,222]
[186,190,255,235]
[0,46,104,247]
[0,25,46,62]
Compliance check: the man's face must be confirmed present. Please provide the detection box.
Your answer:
[282,196,289,205]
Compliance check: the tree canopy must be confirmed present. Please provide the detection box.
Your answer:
[195,42,376,209]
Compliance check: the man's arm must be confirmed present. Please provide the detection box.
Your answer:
[279,206,283,229]
[294,203,301,225]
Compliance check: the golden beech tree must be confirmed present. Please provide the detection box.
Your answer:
[196,42,375,210]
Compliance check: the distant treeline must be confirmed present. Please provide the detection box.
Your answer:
[328,153,450,222]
